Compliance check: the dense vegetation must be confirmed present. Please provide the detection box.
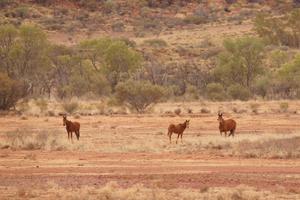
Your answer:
[0,1,300,112]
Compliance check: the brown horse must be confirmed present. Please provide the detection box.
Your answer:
[63,115,80,141]
[218,113,236,137]
[167,120,190,144]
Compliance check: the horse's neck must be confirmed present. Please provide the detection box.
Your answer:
[66,120,72,127]
[180,123,187,130]
[219,119,225,126]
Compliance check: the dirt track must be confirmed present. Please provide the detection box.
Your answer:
[1,151,300,192]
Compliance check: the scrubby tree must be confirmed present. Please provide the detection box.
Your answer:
[254,10,300,48]
[79,38,113,71]
[115,80,165,112]
[0,25,18,77]
[80,38,142,92]
[214,37,265,89]
[104,41,142,91]
[0,72,25,110]
[276,54,300,98]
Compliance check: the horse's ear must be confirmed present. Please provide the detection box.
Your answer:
[58,112,67,117]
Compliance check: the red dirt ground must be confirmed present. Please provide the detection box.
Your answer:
[0,113,300,198]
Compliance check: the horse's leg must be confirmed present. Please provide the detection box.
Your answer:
[230,129,235,137]
[220,131,222,136]
[225,132,227,137]
[75,131,79,140]
[180,133,183,143]
[169,132,172,144]
[70,132,73,143]
[176,134,180,144]
[67,131,70,140]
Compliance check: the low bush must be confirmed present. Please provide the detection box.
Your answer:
[250,103,260,114]
[183,15,207,25]
[279,102,289,112]
[206,83,227,101]
[143,39,167,48]
[14,6,31,18]
[62,101,79,114]
[228,84,251,101]
[115,80,165,113]
[174,108,181,115]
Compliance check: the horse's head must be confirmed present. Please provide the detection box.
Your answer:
[185,120,190,128]
[217,112,223,122]
[63,115,67,126]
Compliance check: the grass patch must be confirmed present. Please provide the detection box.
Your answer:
[234,137,300,159]
[143,39,168,48]
[6,182,298,200]
[0,130,84,151]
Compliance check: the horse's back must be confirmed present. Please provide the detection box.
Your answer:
[73,122,80,130]
[226,119,236,130]
[168,124,175,131]
[168,123,183,134]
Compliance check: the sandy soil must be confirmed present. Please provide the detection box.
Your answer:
[0,110,300,199]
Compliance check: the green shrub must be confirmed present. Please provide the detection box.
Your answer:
[143,39,167,48]
[206,83,227,101]
[0,72,25,110]
[185,84,199,100]
[214,37,264,89]
[14,6,31,18]
[253,75,271,98]
[183,15,207,25]
[115,80,165,113]
[277,54,300,98]
[228,84,251,101]
[104,41,142,90]
[62,101,79,114]
[268,50,289,68]
[250,103,260,114]
[279,102,289,112]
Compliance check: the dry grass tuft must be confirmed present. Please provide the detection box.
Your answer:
[0,130,86,151]
[234,137,300,159]
[174,108,181,115]
[7,182,299,200]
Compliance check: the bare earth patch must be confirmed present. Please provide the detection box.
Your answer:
[0,109,300,199]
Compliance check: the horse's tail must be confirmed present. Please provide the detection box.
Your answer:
[76,123,80,140]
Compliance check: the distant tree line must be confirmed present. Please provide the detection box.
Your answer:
[1,9,300,112]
